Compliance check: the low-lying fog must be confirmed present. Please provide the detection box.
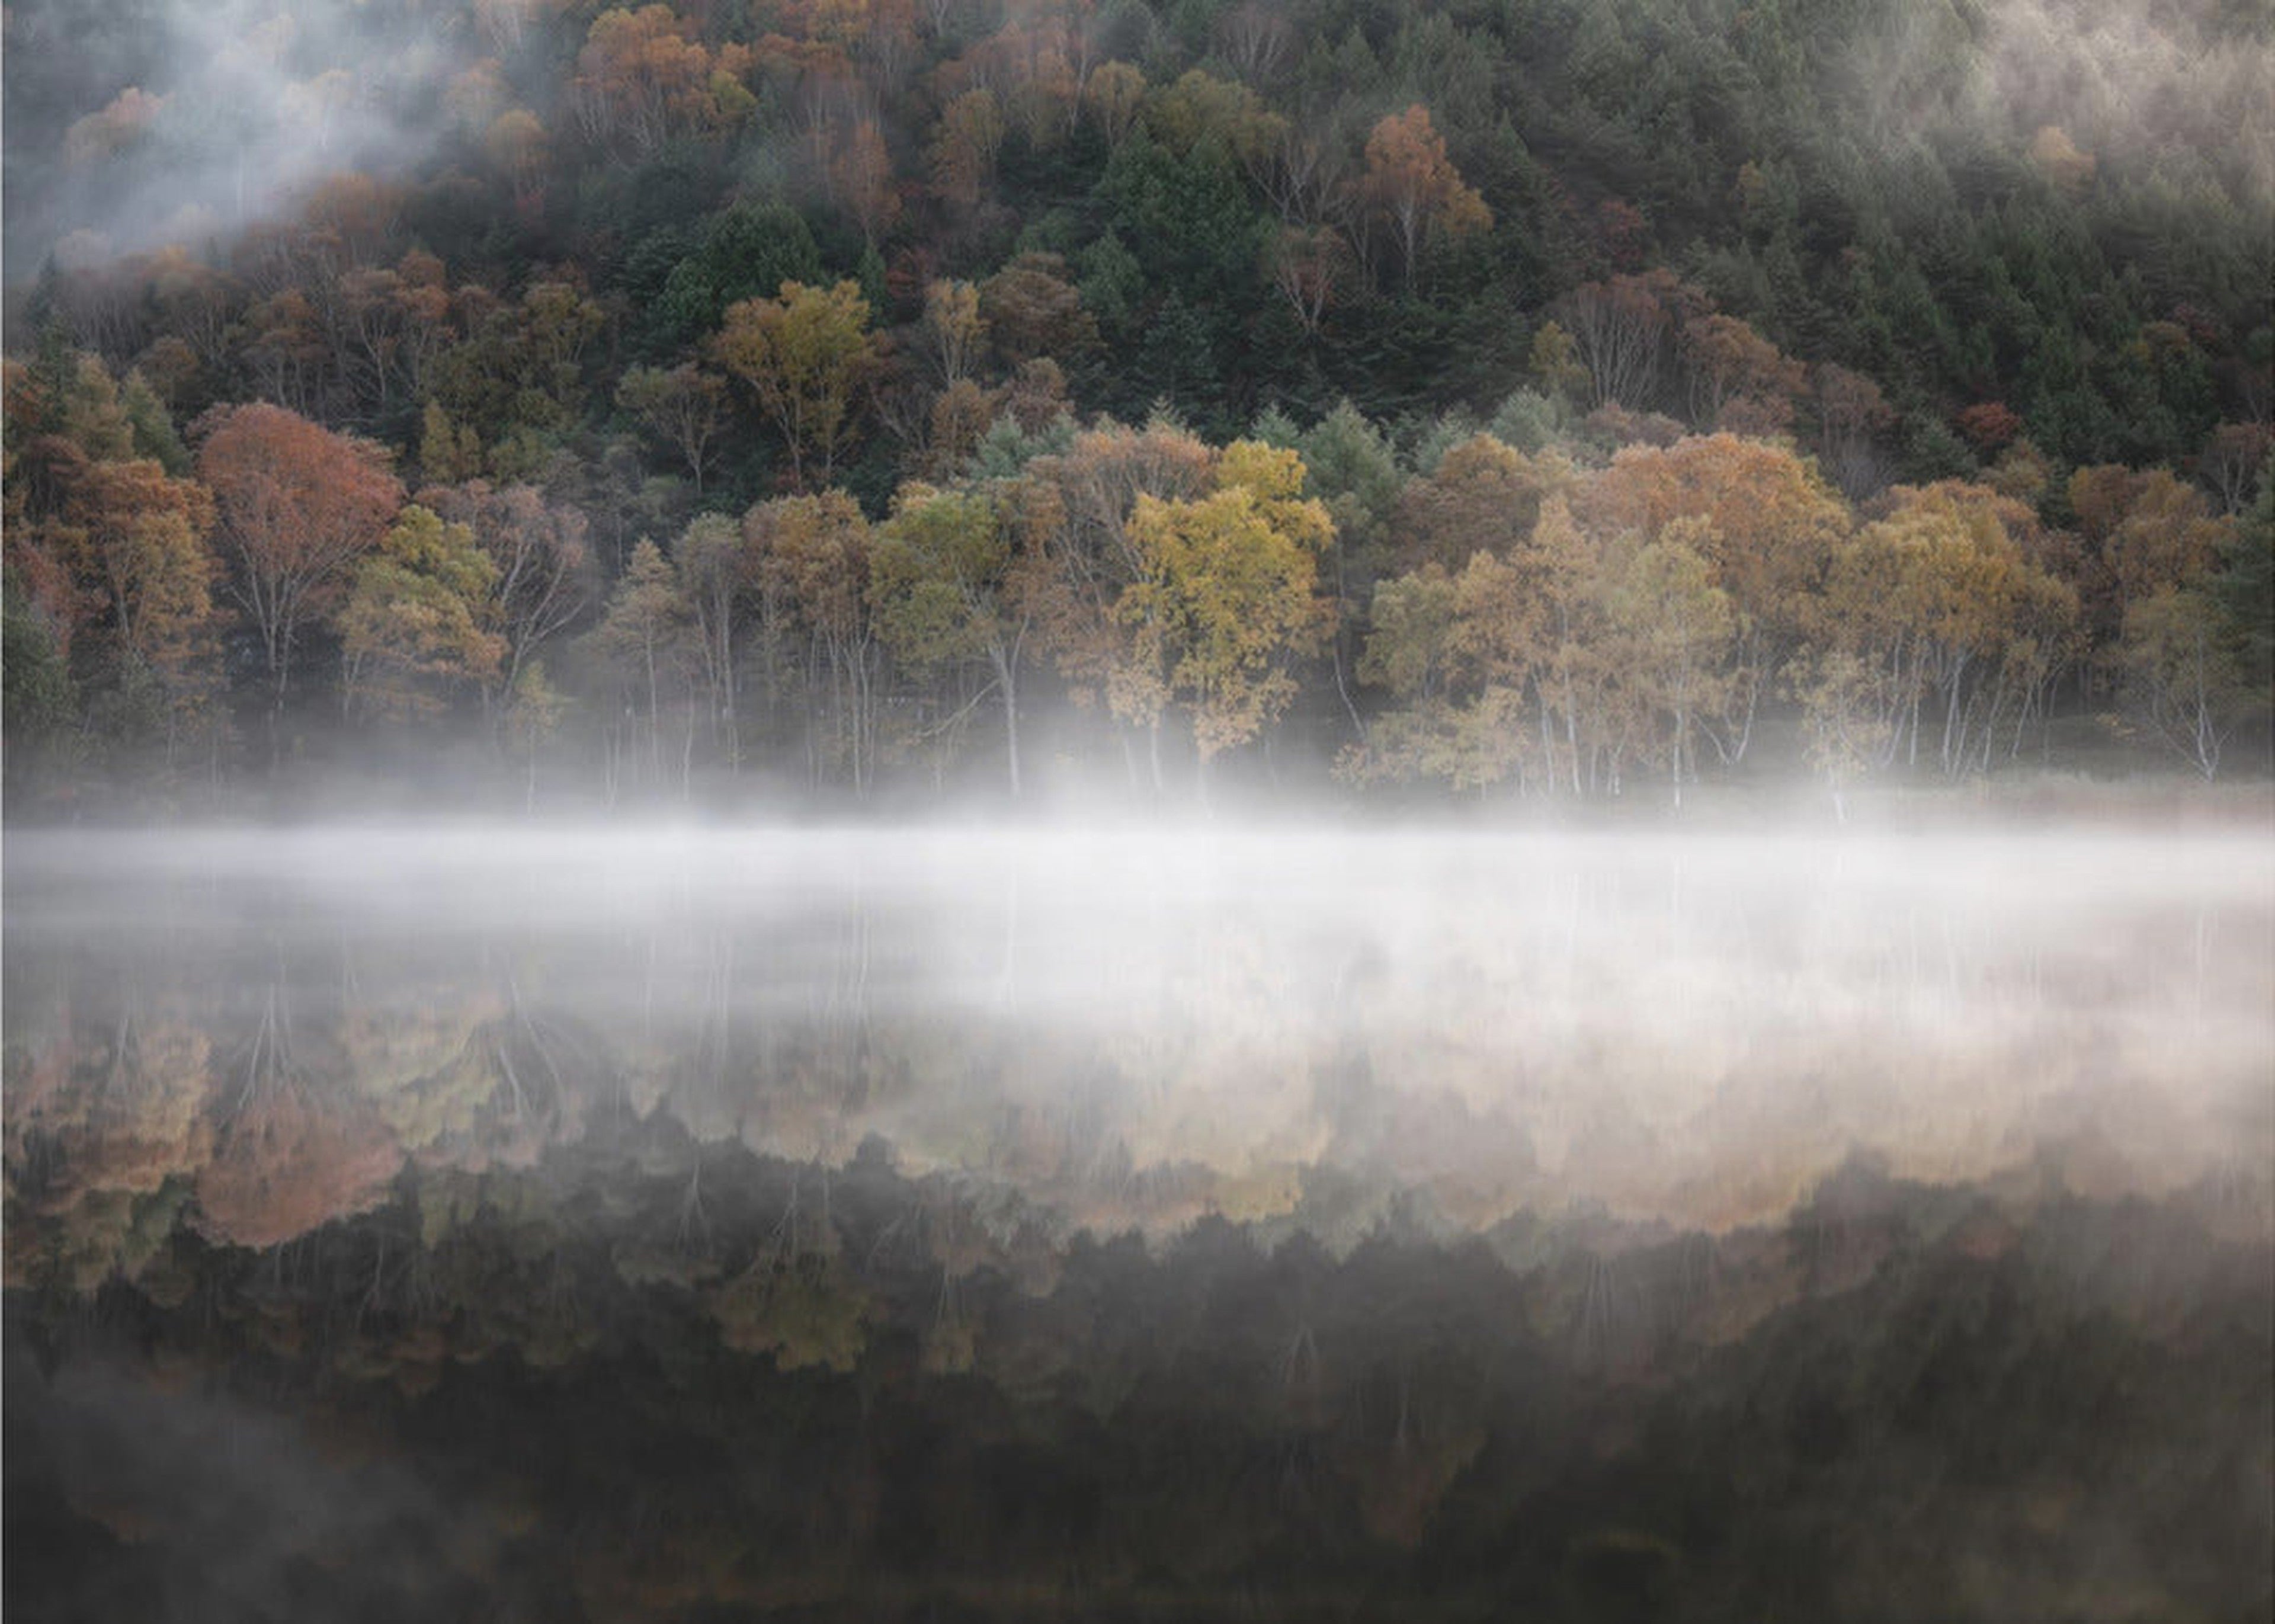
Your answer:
[8,822,2270,1242]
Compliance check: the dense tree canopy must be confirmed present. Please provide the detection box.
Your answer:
[0,0,2267,809]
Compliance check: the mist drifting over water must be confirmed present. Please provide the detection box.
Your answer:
[10,820,2270,1241]
[7,818,2273,1621]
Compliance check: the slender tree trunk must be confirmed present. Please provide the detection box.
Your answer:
[1562,671,1583,797]
[264,605,296,770]
[805,636,823,787]
[1906,656,1924,769]
[1332,629,1367,745]
[987,646,1024,796]
[712,600,738,774]
[1940,652,1968,776]
[1539,693,1556,799]
[1672,704,1685,809]
[645,635,662,788]
[996,655,1021,797]
[1732,665,1759,763]
[856,644,874,797]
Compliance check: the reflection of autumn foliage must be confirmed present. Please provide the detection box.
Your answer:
[8,1014,214,1197]
[10,1093,2263,1622]
[710,1252,869,1372]
[403,1189,600,1372]
[342,985,569,1171]
[342,992,505,1118]
[5,1178,194,1298]
[196,1084,402,1250]
[1346,1404,1488,1549]
[4,1009,216,1292]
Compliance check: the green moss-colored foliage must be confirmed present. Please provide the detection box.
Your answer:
[2,562,78,779]
[648,202,824,354]
[2213,462,2275,693]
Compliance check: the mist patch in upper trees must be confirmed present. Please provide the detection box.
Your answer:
[1847,0,2274,204]
[2,0,466,283]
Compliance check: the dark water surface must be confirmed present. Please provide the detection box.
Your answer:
[6,826,2271,1620]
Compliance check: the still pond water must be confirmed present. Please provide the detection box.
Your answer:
[6,826,2271,1620]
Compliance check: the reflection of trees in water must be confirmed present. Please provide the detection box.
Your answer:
[8,937,603,1271]
[709,1248,869,1373]
[197,971,402,1250]
[8,834,2273,1287]
[7,1097,2270,1622]
[5,974,214,1294]
[5,835,2268,1616]
[15,902,2272,1295]
[613,911,898,1166]
[345,962,581,1173]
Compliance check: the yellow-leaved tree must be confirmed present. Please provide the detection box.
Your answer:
[712,280,880,489]
[1118,439,1334,780]
[1813,481,2079,779]
[869,483,1036,795]
[335,505,505,724]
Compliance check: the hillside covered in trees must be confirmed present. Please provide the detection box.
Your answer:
[4,0,2271,813]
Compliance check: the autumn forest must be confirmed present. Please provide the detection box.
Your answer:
[8,7,2275,1617]
[3,0,2271,818]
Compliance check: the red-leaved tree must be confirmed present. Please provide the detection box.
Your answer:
[196,402,403,717]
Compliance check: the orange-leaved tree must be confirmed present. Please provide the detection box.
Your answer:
[195,402,403,717]
[748,491,881,791]
[1575,433,1850,761]
[54,457,218,692]
[1358,105,1490,290]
